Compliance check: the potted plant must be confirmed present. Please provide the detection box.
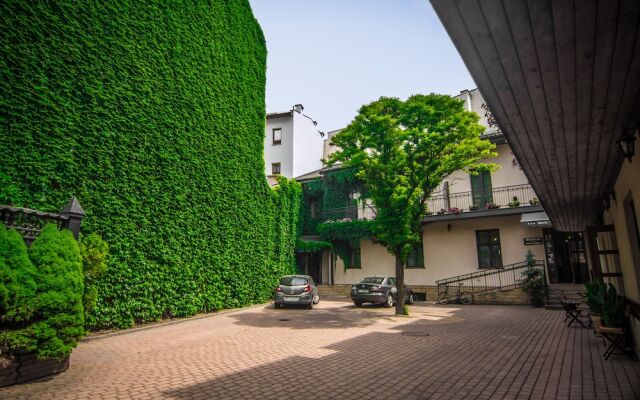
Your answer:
[601,283,626,329]
[485,202,500,209]
[581,279,606,328]
[437,208,446,215]
[448,207,461,215]
[508,196,520,207]
[519,252,545,307]
[530,197,540,206]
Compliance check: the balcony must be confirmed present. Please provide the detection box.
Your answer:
[319,206,358,221]
[426,184,539,216]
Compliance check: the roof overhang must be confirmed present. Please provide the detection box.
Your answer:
[431,0,640,231]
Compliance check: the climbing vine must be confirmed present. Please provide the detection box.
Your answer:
[0,1,300,329]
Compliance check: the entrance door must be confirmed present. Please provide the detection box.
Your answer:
[476,229,502,268]
[544,230,588,284]
[307,252,322,285]
[471,171,493,208]
[586,225,624,293]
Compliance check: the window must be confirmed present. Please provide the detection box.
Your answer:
[279,276,307,286]
[406,240,425,268]
[345,243,361,269]
[271,162,281,175]
[272,128,282,145]
[476,229,502,268]
[470,170,493,208]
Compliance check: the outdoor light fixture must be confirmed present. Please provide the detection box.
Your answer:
[617,128,637,162]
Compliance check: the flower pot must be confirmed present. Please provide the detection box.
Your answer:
[0,353,69,388]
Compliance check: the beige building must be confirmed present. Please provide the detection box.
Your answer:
[298,89,584,300]
[430,0,640,353]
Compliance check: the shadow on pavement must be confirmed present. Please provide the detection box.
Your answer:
[163,317,454,400]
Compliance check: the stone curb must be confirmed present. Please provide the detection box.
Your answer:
[81,302,269,342]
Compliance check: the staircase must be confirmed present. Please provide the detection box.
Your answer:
[316,285,349,298]
[545,283,586,310]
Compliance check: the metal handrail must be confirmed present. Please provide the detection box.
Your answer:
[435,260,545,303]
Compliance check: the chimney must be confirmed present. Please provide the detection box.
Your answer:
[293,104,304,113]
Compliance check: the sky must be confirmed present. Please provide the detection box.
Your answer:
[249,0,476,133]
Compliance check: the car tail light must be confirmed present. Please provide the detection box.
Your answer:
[275,286,282,292]
[370,285,382,292]
[303,284,311,293]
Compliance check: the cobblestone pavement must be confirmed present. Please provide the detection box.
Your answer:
[1,299,639,399]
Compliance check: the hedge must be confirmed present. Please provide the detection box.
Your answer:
[0,1,300,329]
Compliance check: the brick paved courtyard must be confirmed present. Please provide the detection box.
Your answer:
[1,299,638,399]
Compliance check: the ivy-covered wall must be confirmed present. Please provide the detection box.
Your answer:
[0,1,300,329]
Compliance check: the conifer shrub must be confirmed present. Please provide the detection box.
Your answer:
[26,225,84,359]
[0,224,37,324]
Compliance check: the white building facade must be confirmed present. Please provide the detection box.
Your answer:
[264,104,325,184]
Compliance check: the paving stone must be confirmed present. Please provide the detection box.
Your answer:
[0,301,638,399]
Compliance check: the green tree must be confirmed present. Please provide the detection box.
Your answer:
[327,94,496,314]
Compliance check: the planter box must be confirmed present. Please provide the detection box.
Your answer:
[0,353,69,388]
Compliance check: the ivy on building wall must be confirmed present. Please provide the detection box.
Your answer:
[0,1,300,329]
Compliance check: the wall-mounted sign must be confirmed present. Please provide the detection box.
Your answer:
[524,237,543,245]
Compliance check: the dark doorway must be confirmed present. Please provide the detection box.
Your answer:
[296,252,322,285]
[543,229,588,284]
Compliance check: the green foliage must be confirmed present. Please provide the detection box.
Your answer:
[0,225,37,324]
[0,225,84,360]
[519,268,545,294]
[296,239,332,253]
[0,1,300,329]
[26,225,84,359]
[402,304,410,316]
[327,94,496,259]
[79,233,108,323]
[582,279,626,327]
[316,220,376,242]
[601,283,626,328]
[524,250,536,267]
[581,279,607,315]
[322,168,362,211]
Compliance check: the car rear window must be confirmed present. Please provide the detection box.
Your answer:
[280,277,308,286]
[361,277,384,284]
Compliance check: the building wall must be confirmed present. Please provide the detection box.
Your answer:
[603,156,640,353]
[440,143,533,197]
[330,214,545,286]
[264,115,294,178]
[292,112,324,178]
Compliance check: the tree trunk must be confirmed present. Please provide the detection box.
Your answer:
[395,251,405,315]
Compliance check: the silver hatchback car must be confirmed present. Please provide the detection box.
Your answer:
[273,275,320,309]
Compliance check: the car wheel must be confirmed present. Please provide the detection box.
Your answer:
[313,294,320,304]
[385,293,394,308]
[353,301,363,307]
[407,292,415,305]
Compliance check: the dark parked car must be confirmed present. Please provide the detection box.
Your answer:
[350,276,414,307]
[274,275,320,309]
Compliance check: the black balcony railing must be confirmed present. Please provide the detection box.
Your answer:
[426,184,538,215]
[319,206,357,221]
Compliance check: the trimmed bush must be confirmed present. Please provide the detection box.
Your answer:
[0,1,300,328]
[0,225,36,324]
[26,225,84,359]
